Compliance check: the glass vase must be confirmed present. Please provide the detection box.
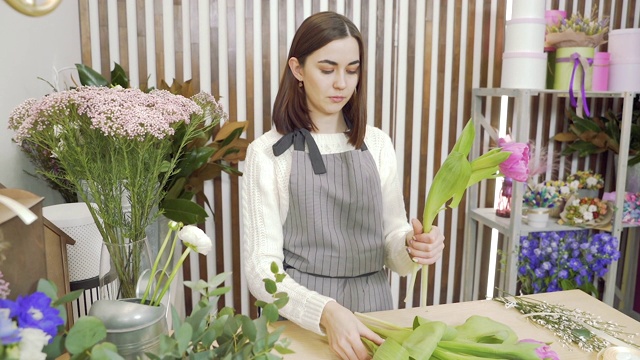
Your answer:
[99,237,152,300]
[496,177,513,218]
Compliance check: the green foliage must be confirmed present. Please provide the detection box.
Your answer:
[554,107,640,166]
[74,62,250,225]
[148,262,292,359]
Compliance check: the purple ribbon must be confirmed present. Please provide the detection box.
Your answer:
[557,52,594,116]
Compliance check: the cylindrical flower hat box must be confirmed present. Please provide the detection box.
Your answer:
[511,0,545,19]
[553,47,594,91]
[609,58,640,92]
[504,18,546,53]
[607,29,640,92]
[501,52,547,89]
[608,28,640,60]
[592,52,610,91]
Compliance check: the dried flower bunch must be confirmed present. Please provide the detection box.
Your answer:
[545,7,609,48]
[517,230,619,296]
[566,170,604,190]
[523,183,562,208]
[494,293,638,353]
[559,197,611,227]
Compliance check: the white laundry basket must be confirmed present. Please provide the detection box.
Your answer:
[43,202,103,321]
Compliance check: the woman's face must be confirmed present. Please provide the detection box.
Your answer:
[291,36,360,123]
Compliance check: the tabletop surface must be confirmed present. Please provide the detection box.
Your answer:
[272,290,640,359]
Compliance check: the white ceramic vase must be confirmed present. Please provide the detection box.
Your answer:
[527,208,550,228]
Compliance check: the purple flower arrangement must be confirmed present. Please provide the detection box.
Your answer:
[517,230,620,296]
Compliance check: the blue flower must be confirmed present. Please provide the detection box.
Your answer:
[517,230,620,295]
[14,292,63,340]
[0,309,20,345]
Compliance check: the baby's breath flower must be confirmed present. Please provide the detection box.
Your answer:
[494,293,638,353]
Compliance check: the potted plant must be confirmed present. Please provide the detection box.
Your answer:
[554,107,640,192]
[554,108,640,164]
[8,86,212,300]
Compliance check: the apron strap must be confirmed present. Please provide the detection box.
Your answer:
[273,128,327,175]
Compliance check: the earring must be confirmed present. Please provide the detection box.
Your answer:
[298,81,303,88]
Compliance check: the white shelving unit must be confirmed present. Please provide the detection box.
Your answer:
[461,88,638,310]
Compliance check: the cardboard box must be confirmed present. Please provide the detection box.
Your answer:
[0,188,74,311]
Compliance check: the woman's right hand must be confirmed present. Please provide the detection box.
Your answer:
[320,301,383,360]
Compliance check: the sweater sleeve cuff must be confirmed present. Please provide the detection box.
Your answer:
[294,296,335,336]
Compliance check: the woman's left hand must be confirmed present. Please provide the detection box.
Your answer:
[405,219,445,265]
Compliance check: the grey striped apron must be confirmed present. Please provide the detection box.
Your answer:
[272,128,393,313]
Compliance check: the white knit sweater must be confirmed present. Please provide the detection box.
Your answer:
[241,126,415,335]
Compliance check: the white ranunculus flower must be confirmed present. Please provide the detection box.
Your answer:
[18,328,50,360]
[179,225,213,255]
[570,180,580,189]
[588,205,598,213]
[560,186,570,195]
[582,211,594,221]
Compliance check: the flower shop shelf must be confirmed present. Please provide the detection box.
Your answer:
[462,87,638,309]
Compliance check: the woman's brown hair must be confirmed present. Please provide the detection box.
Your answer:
[271,11,366,148]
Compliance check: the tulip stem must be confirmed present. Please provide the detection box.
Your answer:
[420,265,429,307]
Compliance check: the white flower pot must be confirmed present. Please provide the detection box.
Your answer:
[527,208,550,228]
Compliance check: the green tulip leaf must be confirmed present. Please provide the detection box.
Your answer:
[372,338,409,360]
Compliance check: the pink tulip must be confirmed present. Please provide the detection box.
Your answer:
[519,339,560,360]
[499,141,530,182]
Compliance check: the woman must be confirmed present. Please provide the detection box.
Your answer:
[241,11,445,360]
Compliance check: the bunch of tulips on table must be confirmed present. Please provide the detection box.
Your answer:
[356,313,559,359]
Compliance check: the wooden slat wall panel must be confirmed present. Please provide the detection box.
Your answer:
[77,0,639,316]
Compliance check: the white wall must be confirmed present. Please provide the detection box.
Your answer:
[0,0,81,205]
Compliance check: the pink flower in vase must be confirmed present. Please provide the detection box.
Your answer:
[498,135,530,182]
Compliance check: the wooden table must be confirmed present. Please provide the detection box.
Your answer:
[272,290,640,359]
